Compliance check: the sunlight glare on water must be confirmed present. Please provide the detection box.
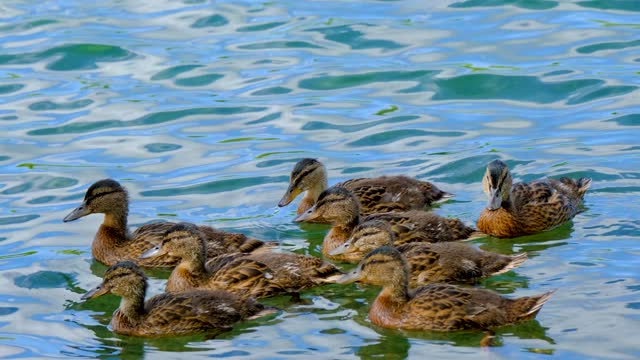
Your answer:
[0,0,639,359]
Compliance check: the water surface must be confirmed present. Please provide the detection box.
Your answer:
[0,1,639,359]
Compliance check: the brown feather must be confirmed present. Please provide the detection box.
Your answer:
[280,159,452,222]
[339,247,553,332]
[65,179,275,268]
[157,224,342,298]
[336,220,526,286]
[305,187,476,260]
[478,161,591,238]
[83,261,273,337]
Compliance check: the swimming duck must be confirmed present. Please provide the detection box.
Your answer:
[278,158,452,222]
[330,220,527,286]
[337,246,555,332]
[140,222,343,298]
[294,186,478,260]
[477,160,592,238]
[81,261,275,337]
[63,179,274,267]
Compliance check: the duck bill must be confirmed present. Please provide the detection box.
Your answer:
[63,202,91,222]
[336,267,363,284]
[328,241,351,256]
[81,284,109,300]
[140,245,164,259]
[278,185,302,207]
[486,187,502,211]
[293,205,321,222]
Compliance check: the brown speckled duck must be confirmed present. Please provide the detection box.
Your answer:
[477,160,592,238]
[294,186,479,260]
[337,246,555,332]
[63,179,274,267]
[81,261,275,337]
[140,222,343,298]
[330,220,527,286]
[278,158,452,222]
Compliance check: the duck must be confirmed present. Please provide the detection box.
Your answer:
[63,179,275,267]
[477,160,592,238]
[140,222,343,298]
[337,246,555,332]
[329,219,527,286]
[81,261,276,337]
[294,186,479,260]
[278,158,452,222]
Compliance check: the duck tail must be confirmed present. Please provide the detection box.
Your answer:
[237,239,278,254]
[444,218,482,241]
[314,262,345,283]
[464,230,487,241]
[420,181,454,205]
[247,305,280,320]
[510,289,556,322]
[492,253,528,276]
[576,178,592,198]
[558,177,592,199]
[434,191,454,204]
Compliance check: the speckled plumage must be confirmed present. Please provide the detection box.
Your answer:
[295,186,478,260]
[63,179,274,267]
[331,220,527,287]
[477,160,591,238]
[278,158,452,222]
[143,223,342,298]
[337,247,554,332]
[81,261,274,337]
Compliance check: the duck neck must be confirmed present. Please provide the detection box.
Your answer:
[310,175,328,201]
[180,247,208,276]
[379,275,410,305]
[118,286,146,325]
[379,261,411,303]
[324,214,361,256]
[501,196,512,210]
[300,177,329,213]
[101,205,129,242]
[337,212,360,235]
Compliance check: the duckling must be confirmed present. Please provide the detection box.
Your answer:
[140,222,343,298]
[329,220,527,286]
[81,261,275,337]
[278,158,452,221]
[294,186,478,260]
[337,246,555,332]
[477,160,592,238]
[63,179,274,267]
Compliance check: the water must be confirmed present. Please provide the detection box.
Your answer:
[0,0,639,358]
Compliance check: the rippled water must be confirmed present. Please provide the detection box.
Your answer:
[0,0,639,359]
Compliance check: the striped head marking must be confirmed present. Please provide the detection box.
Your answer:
[63,179,129,222]
[82,261,147,300]
[279,158,327,207]
[336,246,407,287]
[295,186,359,224]
[330,220,394,258]
[141,222,204,261]
[483,160,512,211]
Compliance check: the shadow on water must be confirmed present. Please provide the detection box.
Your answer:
[87,259,171,280]
[476,221,574,255]
[288,222,331,258]
[66,289,282,359]
[348,312,554,358]
[329,279,555,355]
[70,323,225,359]
[1,0,638,358]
